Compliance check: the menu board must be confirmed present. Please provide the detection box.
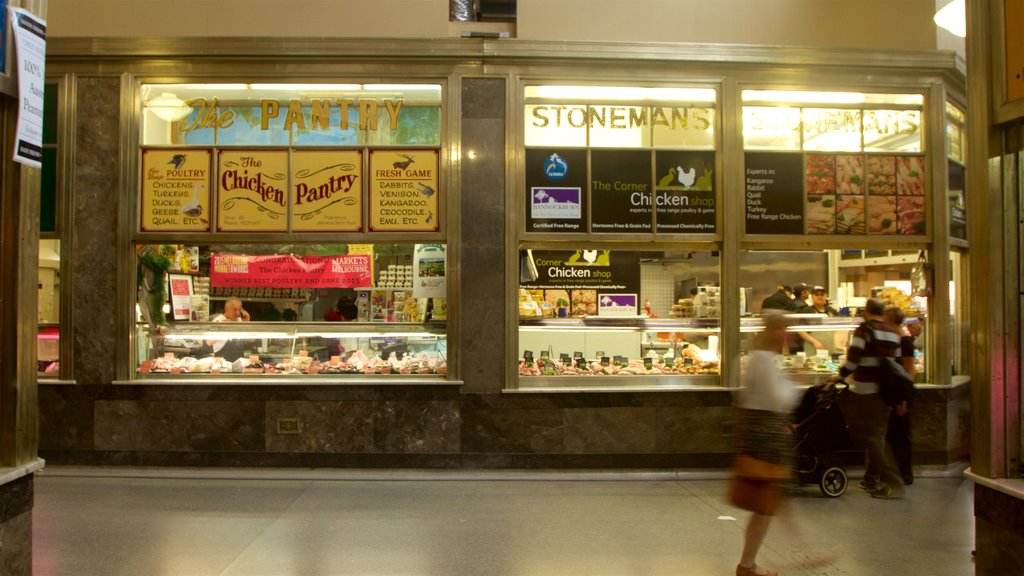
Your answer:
[525,148,587,233]
[369,149,439,232]
[291,150,363,232]
[745,152,803,234]
[654,150,715,233]
[217,150,288,232]
[591,149,652,233]
[140,149,212,231]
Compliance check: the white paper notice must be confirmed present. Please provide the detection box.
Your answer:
[10,7,46,168]
[412,243,446,299]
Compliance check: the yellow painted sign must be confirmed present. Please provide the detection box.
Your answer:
[291,150,363,232]
[369,149,439,232]
[140,149,211,231]
[217,150,289,232]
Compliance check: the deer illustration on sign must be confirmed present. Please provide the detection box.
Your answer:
[393,154,415,170]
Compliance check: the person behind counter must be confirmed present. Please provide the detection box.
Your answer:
[207,297,250,361]
[789,283,811,312]
[760,284,793,312]
[797,286,840,352]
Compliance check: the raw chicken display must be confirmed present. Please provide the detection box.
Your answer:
[897,196,926,235]
[867,156,897,195]
[897,156,925,196]
[805,154,836,195]
[835,155,865,194]
[806,195,836,234]
[835,195,866,234]
[867,196,898,234]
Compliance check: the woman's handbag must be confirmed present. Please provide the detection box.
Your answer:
[727,454,791,515]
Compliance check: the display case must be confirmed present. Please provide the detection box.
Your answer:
[134,321,447,380]
[517,317,722,388]
[514,314,898,389]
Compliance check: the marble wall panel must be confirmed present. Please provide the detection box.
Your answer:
[655,406,734,454]
[0,511,31,576]
[459,78,506,395]
[460,406,564,453]
[95,401,264,451]
[72,77,121,387]
[975,484,1024,576]
[38,397,95,451]
[563,407,657,453]
[265,401,374,453]
[0,475,32,576]
[374,400,460,453]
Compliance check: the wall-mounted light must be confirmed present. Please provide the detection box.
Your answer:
[934,0,966,38]
[147,92,192,122]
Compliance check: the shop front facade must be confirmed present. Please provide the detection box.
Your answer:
[37,38,969,470]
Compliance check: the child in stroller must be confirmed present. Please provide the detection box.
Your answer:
[792,382,855,496]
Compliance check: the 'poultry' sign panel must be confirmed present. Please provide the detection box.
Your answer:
[140,149,212,232]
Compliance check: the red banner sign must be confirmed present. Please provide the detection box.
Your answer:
[210,253,372,288]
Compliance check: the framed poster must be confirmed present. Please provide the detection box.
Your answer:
[524,149,587,233]
[167,273,195,321]
[654,150,716,233]
[217,149,289,232]
[590,149,652,233]
[291,149,363,232]
[369,149,439,232]
[141,150,213,231]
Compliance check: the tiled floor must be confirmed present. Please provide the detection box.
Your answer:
[32,467,974,576]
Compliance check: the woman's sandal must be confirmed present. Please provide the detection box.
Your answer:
[736,563,778,576]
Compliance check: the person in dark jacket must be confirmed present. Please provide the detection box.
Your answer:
[760,285,793,312]
[884,305,916,485]
[789,283,812,312]
[829,297,906,499]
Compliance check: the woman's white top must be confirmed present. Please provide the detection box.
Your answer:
[737,350,798,413]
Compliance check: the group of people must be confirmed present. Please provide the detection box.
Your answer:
[733,297,918,576]
[761,283,838,317]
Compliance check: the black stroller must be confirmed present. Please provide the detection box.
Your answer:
[792,382,855,497]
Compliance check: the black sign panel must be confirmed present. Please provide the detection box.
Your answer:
[520,250,641,292]
[655,150,716,233]
[590,149,652,233]
[525,148,588,233]
[745,152,804,234]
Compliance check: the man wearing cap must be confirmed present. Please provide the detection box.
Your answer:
[789,283,812,312]
[797,286,841,352]
[808,286,839,316]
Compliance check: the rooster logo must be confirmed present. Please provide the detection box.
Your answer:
[167,154,187,170]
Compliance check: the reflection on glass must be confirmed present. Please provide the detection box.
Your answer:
[802,108,863,152]
[742,106,801,150]
[863,109,922,152]
[39,239,61,377]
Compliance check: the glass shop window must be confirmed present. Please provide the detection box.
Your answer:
[517,248,722,381]
[740,249,928,382]
[134,243,448,378]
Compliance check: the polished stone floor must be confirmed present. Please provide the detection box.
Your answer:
[32,467,974,576]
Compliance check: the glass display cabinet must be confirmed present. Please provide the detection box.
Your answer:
[517,316,722,388]
[134,321,448,380]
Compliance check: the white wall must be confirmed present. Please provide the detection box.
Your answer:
[46,0,451,38]
[46,0,950,53]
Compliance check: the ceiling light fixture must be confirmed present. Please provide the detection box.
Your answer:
[934,0,966,38]
[147,92,193,122]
